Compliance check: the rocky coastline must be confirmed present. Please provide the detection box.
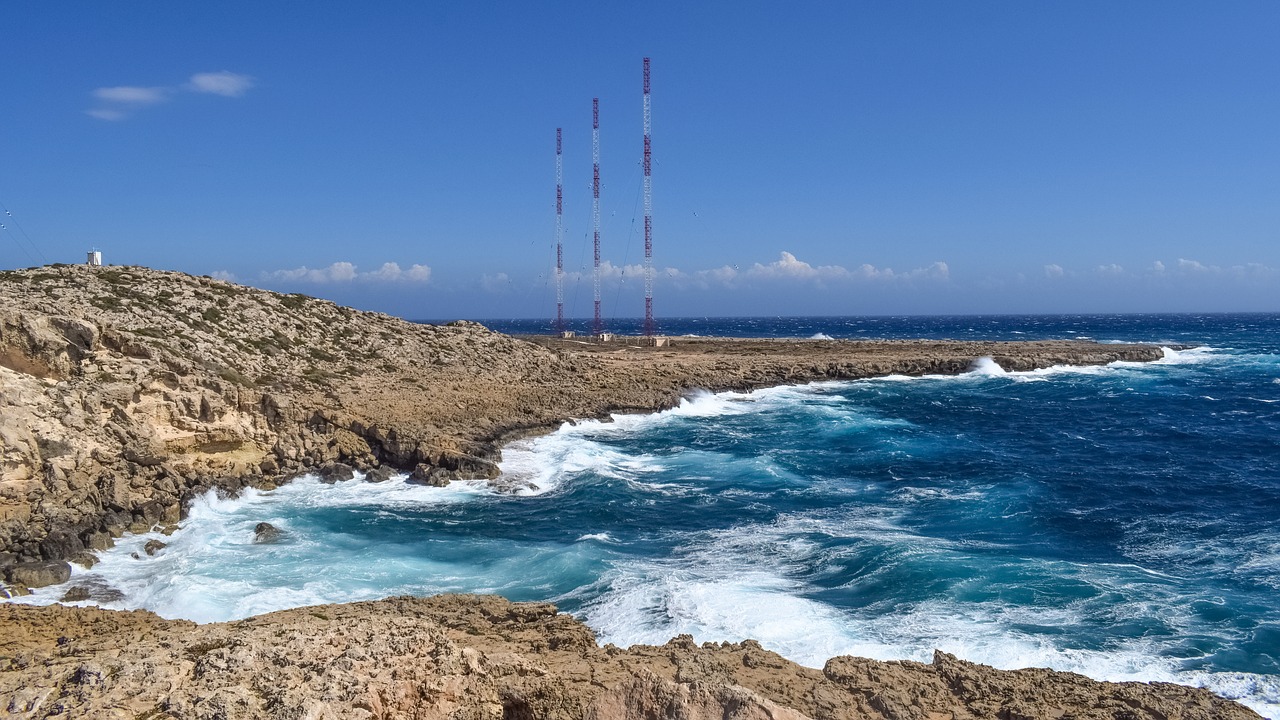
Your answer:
[2,595,1260,719]
[2,264,1253,719]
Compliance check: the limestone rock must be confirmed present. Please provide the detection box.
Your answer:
[0,595,1260,720]
[407,463,455,487]
[61,585,92,602]
[316,462,355,484]
[5,560,71,588]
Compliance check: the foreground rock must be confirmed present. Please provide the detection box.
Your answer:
[0,595,1258,720]
[0,264,1167,577]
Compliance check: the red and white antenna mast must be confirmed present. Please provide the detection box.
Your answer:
[642,57,655,336]
[592,97,603,335]
[555,128,565,332]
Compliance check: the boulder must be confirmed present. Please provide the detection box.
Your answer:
[143,540,166,556]
[407,464,455,487]
[6,560,71,588]
[253,522,282,543]
[364,466,396,483]
[1,583,30,598]
[69,552,99,569]
[61,586,92,602]
[84,531,114,551]
[317,462,355,484]
[39,527,85,561]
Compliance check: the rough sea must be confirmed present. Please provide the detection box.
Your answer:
[13,314,1280,717]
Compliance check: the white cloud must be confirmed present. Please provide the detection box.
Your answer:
[85,108,128,121]
[664,252,948,288]
[481,272,511,292]
[368,262,431,283]
[1170,258,1277,280]
[565,252,948,290]
[264,261,431,284]
[209,270,237,282]
[746,251,848,281]
[564,260,650,283]
[1041,259,1275,282]
[87,71,252,121]
[698,265,739,283]
[93,86,168,105]
[186,71,254,97]
[853,260,949,281]
[86,85,170,120]
[1177,258,1210,273]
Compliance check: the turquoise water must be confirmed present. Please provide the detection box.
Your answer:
[13,314,1280,717]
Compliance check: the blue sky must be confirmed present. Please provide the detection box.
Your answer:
[3,2,1278,320]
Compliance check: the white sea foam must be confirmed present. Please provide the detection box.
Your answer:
[572,510,1279,718]
[810,332,834,340]
[8,475,612,623]
[500,432,666,495]
[893,486,987,503]
[968,356,1008,376]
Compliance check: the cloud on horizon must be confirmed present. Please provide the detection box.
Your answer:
[86,71,254,120]
[561,251,950,291]
[261,261,432,284]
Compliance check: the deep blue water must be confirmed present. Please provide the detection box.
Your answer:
[452,312,1278,348]
[13,314,1280,716]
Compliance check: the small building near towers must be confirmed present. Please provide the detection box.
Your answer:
[86,251,102,267]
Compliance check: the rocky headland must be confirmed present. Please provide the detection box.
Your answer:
[1,263,1249,719]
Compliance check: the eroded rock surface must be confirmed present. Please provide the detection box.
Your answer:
[0,595,1258,720]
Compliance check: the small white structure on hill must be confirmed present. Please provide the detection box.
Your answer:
[86,250,102,267]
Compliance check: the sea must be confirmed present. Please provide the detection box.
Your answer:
[10,314,1280,717]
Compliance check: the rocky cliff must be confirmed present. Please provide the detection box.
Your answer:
[0,595,1259,720]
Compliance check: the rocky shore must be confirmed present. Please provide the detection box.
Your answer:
[1,594,1260,719]
[2,264,1250,719]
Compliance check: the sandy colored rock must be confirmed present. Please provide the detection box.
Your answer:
[0,595,1259,720]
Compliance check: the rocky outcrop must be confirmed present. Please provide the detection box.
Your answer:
[0,595,1259,720]
[252,522,281,543]
[0,264,1169,588]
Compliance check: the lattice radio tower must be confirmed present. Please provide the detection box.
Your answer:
[554,128,565,332]
[642,58,655,336]
[592,98,603,335]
